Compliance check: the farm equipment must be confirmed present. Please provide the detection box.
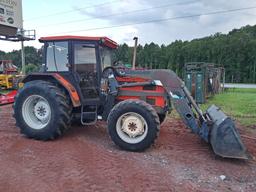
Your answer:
[13,36,248,159]
[0,90,17,105]
[0,60,20,90]
[184,62,225,103]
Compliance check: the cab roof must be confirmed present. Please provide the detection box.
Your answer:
[39,35,118,49]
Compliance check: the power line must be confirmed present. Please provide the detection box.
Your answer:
[25,0,120,22]
[47,6,256,36]
[35,0,199,28]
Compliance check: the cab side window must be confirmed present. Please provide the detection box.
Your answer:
[74,44,96,72]
[46,41,69,72]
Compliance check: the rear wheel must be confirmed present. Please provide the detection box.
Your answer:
[107,99,160,151]
[13,80,72,140]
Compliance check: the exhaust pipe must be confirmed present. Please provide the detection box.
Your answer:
[132,37,138,70]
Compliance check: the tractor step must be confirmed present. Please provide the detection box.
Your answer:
[82,98,101,105]
[81,105,98,125]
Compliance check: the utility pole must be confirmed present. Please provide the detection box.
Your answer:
[21,29,25,75]
[132,37,138,70]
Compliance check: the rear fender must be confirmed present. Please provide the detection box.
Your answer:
[22,73,81,107]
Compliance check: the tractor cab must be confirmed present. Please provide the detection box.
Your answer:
[39,36,117,73]
[39,36,118,105]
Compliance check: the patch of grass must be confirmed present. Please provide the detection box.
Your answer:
[201,89,256,126]
[0,89,10,94]
[225,88,256,93]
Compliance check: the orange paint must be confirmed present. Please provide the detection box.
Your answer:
[54,73,81,107]
[117,85,166,108]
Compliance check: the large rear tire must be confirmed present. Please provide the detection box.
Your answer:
[13,80,72,140]
[107,99,160,151]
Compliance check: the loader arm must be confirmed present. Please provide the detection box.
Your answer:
[124,69,248,159]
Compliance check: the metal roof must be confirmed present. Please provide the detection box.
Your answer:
[39,35,118,49]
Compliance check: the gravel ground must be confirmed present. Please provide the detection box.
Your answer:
[0,104,256,192]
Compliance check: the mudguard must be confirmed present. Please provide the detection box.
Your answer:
[22,73,81,107]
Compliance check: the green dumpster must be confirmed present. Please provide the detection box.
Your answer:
[184,71,205,103]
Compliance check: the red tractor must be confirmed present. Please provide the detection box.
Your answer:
[13,36,247,159]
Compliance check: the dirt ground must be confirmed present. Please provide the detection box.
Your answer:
[0,104,256,192]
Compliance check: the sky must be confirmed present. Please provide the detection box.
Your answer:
[1,0,256,52]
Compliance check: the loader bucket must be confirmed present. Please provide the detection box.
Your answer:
[206,105,248,159]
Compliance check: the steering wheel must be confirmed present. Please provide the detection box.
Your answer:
[102,66,125,78]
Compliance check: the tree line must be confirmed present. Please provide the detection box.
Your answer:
[115,25,256,83]
[1,24,256,83]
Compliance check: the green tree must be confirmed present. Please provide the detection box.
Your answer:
[115,24,256,83]
[25,63,40,74]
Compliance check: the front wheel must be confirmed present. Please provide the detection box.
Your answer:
[107,99,160,151]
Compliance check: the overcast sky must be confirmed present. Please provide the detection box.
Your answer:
[1,0,256,52]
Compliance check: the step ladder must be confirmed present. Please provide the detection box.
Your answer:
[81,104,98,125]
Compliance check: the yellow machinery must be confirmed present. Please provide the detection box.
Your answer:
[0,74,16,89]
[0,60,20,90]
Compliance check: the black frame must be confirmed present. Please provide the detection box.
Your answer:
[70,40,102,87]
[43,39,104,87]
[43,41,71,72]
[42,39,108,106]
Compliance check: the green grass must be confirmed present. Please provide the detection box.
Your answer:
[0,89,10,94]
[201,88,256,126]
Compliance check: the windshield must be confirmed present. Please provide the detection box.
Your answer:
[100,47,114,69]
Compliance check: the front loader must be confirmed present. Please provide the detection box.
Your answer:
[13,36,248,159]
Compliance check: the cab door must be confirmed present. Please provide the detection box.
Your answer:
[73,43,99,100]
